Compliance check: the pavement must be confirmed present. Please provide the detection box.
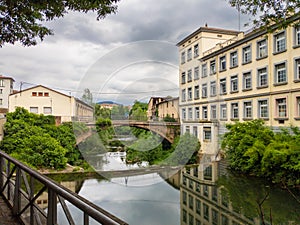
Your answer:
[0,195,21,225]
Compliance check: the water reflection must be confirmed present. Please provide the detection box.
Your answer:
[180,160,300,225]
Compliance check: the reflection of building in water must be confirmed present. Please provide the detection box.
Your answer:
[180,161,260,225]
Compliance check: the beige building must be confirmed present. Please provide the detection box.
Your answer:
[147,97,179,121]
[157,97,179,121]
[9,85,94,123]
[178,14,300,154]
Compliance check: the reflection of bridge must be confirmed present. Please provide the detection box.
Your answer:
[96,165,182,178]
[87,120,180,143]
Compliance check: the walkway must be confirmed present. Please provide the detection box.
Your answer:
[0,195,21,225]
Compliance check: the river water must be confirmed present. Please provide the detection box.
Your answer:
[51,152,300,225]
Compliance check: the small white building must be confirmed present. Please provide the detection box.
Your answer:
[9,85,94,123]
[0,74,15,115]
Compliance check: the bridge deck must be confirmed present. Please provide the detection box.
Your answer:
[0,195,21,225]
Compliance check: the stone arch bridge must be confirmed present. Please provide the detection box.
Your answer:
[86,120,181,143]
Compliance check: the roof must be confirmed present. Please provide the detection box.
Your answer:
[97,100,122,105]
[0,74,15,82]
[10,85,71,98]
[176,26,240,46]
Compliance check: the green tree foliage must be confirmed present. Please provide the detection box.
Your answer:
[81,88,93,105]
[163,114,176,122]
[1,107,84,169]
[0,0,120,47]
[228,0,300,31]
[94,104,111,119]
[129,100,148,121]
[166,133,200,165]
[111,105,129,120]
[221,120,300,186]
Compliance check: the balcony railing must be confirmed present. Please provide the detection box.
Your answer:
[0,150,128,225]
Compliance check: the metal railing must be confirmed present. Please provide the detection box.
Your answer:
[0,150,128,225]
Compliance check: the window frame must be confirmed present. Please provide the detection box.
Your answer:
[194,43,199,57]
[230,75,238,93]
[194,85,200,99]
[230,50,238,68]
[219,55,226,72]
[210,81,216,97]
[257,66,268,88]
[276,97,287,118]
[181,89,186,102]
[187,48,192,61]
[181,51,186,64]
[243,101,252,119]
[274,61,287,85]
[257,39,268,59]
[220,78,227,95]
[202,106,208,120]
[202,63,208,78]
[258,99,269,119]
[187,87,192,101]
[194,66,199,80]
[187,69,192,82]
[231,102,239,119]
[273,31,286,54]
[294,25,300,47]
[210,59,216,75]
[243,71,252,91]
[220,104,227,120]
[294,57,300,81]
[202,83,207,98]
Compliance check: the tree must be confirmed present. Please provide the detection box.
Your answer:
[129,100,148,121]
[0,0,120,47]
[228,0,300,31]
[81,88,93,105]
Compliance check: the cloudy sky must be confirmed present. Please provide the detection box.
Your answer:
[0,0,249,105]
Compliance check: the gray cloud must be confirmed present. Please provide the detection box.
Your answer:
[0,0,249,105]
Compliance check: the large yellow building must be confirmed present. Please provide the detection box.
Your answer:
[178,14,300,154]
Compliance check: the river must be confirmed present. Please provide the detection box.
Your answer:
[50,152,300,225]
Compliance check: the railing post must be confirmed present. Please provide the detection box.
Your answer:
[47,189,57,225]
[13,166,21,215]
[0,156,3,191]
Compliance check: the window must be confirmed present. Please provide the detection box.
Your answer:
[188,107,193,120]
[210,60,216,75]
[182,209,187,223]
[0,99,2,105]
[211,105,217,119]
[187,48,192,61]
[195,182,201,193]
[221,215,229,225]
[212,187,218,202]
[257,67,268,87]
[230,75,238,92]
[182,191,187,205]
[297,97,300,117]
[194,85,200,99]
[202,63,207,78]
[242,45,251,64]
[194,44,199,57]
[210,81,216,96]
[38,92,43,96]
[188,87,192,100]
[203,185,209,197]
[295,58,300,80]
[203,127,211,141]
[202,106,208,120]
[276,98,287,118]
[43,107,52,114]
[230,51,238,68]
[220,104,227,119]
[188,195,194,210]
[243,72,252,90]
[44,92,49,97]
[30,107,38,114]
[274,31,286,53]
[258,99,269,118]
[181,72,186,84]
[186,126,190,133]
[189,179,194,190]
[194,66,199,80]
[0,89,2,94]
[195,107,200,119]
[204,165,212,180]
[0,80,3,87]
[182,108,186,120]
[181,51,185,64]
[202,83,207,98]
[295,25,300,46]
[182,89,186,102]
[231,102,239,119]
[274,62,287,84]
[203,203,209,221]
[257,39,267,58]
[189,214,194,225]
[196,199,201,215]
[32,92,37,96]
[188,69,192,82]
[193,126,198,137]
[196,219,201,225]
[220,56,226,71]
[212,209,218,225]
[243,101,252,119]
[220,78,227,95]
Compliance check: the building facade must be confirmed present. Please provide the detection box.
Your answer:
[148,97,180,121]
[9,85,94,123]
[178,15,300,154]
[0,75,14,114]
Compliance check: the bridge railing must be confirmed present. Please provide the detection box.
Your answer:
[0,150,128,225]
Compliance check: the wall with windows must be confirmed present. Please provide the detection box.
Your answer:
[9,85,93,123]
[0,75,14,111]
[178,15,300,154]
